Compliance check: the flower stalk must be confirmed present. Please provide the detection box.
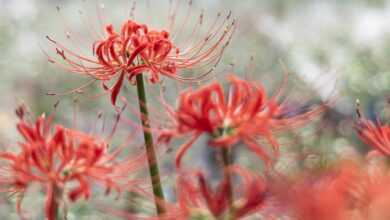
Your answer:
[221,147,234,218]
[135,74,166,214]
[46,183,62,220]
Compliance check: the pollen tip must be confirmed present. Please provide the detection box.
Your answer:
[356,99,360,105]
[227,10,232,19]
[15,104,27,119]
[355,99,362,118]
[204,34,211,42]
[54,100,60,108]
[46,35,56,43]
[97,111,103,119]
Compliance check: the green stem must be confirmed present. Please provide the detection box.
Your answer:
[46,183,62,220]
[221,147,234,219]
[135,74,166,215]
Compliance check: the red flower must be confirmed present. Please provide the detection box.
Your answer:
[157,166,267,220]
[159,75,327,168]
[46,6,236,105]
[0,108,143,220]
[273,162,361,220]
[355,107,390,157]
[353,162,390,220]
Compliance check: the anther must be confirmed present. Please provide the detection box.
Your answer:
[356,99,362,118]
[46,35,57,44]
[54,100,60,109]
[199,12,204,25]
[204,34,211,42]
[97,111,103,119]
[227,11,232,19]
[56,48,66,60]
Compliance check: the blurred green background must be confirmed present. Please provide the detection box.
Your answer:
[0,0,390,219]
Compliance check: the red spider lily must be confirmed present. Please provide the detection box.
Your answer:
[45,5,236,105]
[0,109,143,220]
[159,75,327,168]
[352,161,390,220]
[146,166,267,220]
[273,161,361,220]
[355,106,390,157]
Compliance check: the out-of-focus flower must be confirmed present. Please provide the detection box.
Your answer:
[45,3,236,105]
[148,166,267,220]
[352,160,390,220]
[0,106,143,220]
[273,161,361,220]
[351,104,390,219]
[355,103,390,157]
[159,75,327,168]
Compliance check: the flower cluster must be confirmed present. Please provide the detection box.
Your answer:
[4,1,390,220]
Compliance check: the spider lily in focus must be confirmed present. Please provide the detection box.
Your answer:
[159,75,328,168]
[45,2,236,105]
[0,107,144,220]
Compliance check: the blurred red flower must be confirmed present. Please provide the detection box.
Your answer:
[273,162,361,220]
[355,109,390,157]
[155,166,267,220]
[353,161,390,220]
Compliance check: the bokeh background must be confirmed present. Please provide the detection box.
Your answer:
[0,0,390,219]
